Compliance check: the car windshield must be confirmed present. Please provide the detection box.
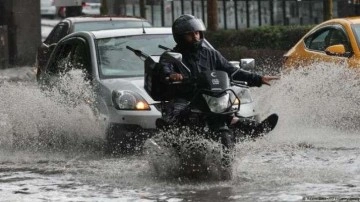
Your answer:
[73,21,152,32]
[97,34,175,78]
[352,24,360,50]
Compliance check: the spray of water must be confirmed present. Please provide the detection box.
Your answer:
[254,62,360,134]
[2,62,360,189]
[144,126,227,181]
[230,62,360,191]
[0,69,106,153]
[146,62,360,184]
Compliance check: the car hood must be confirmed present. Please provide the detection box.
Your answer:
[100,77,157,104]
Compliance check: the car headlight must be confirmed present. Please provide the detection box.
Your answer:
[202,93,230,113]
[112,90,150,110]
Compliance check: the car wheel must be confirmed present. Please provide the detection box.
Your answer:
[105,123,148,155]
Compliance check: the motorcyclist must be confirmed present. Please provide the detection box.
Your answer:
[159,14,279,137]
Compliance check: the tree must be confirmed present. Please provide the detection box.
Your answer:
[140,0,146,18]
[207,0,218,31]
[355,0,360,15]
[100,0,108,15]
[323,0,333,21]
[113,0,127,15]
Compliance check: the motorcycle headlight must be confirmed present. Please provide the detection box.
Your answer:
[112,90,150,110]
[202,93,230,113]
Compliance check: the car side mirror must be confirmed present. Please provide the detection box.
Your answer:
[325,44,352,57]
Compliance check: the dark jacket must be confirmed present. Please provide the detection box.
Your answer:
[161,39,263,100]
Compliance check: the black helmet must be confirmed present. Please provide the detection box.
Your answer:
[172,14,206,44]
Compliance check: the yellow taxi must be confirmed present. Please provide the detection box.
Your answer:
[283,17,360,69]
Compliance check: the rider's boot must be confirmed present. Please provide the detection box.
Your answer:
[250,113,278,139]
[230,113,278,140]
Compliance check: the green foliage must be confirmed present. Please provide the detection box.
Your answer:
[205,25,314,50]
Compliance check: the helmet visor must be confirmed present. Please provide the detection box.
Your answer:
[184,18,206,33]
[173,18,206,35]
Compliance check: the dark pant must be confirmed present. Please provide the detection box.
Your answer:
[163,98,189,124]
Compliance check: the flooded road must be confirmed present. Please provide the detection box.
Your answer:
[1,64,360,201]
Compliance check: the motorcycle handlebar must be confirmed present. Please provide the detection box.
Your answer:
[165,76,248,87]
[158,45,173,51]
[126,46,149,59]
[164,76,192,85]
[231,80,249,88]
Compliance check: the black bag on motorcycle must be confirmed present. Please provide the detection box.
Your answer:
[144,56,175,101]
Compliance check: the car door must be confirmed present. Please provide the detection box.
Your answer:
[37,21,70,77]
[302,25,351,66]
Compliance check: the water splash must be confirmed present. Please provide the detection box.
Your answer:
[229,62,360,198]
[255,62,360,132]
[0,69,105,153]
[145,62,360,184]
[144,126,226,181]
[2,62,360,199]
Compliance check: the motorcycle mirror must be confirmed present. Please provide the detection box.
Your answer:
[161,51,191,76]
[161,51,182,62]
[229,61,240,68]
[240,58,255,71]
[230,58,255,71]
[230,58,255,86]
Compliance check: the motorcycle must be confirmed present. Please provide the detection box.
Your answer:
[127,45,278,180]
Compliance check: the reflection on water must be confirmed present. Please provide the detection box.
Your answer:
[0,63,360,201]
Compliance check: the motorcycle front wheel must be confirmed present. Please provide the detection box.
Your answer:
[218,130,235,180]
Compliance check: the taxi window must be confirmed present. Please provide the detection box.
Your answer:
[325,29,351,52]
[352,24,360,51]
[304,30,330,51]
[305,26,351,53]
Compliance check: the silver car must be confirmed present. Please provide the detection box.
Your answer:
[39,27,258,153]
[39,28,175,153]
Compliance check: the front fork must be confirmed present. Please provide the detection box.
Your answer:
[206,115,235,152]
